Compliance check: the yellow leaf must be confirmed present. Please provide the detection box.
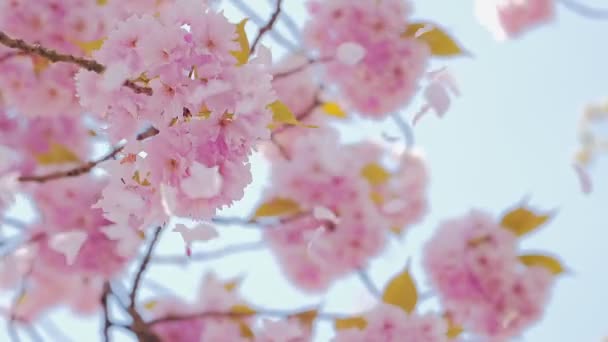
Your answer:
[370,191,384,205]
[16,293,27,306]
[253,197,301,218]
[361,163,391,186]
[518,254,565,275]
[402,22,464,57]
[223,277,242,292]
[289,310,318,330]
[500,207,550,237]
[231,19,250,66]
[132,171,152,186]
[267,100,317,129]
[73,38,105,56]
[382,267,418,313]
[35,142,80,165]
[230,304,257,315]
[97,0,108,5]
[238,321,255,338]
[443,312,463,339]
[321,102,347,118]
[31,55,50,75]
[144,300,157,310]
[334,316,367,330]
[389,226,403,235]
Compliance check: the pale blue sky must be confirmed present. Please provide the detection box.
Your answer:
[2,0,608,341]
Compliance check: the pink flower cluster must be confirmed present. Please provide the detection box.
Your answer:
[0,0,108,117]
[148,274,312,341]
[333,304,448,342]
[0,175,137,321]
[264,127,429,291]
[423,210,555,340]
[475,0,555,40]
[75,0,276,227]
[304,0,429,118]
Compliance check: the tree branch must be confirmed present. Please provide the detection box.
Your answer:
[18,126,159,183]
[127,226,164,342]
[101,282,112,342]
[357,270,381,299]
[153,241,265,264]
[147,306,343,326]
[0,31,152,95]
[129,226,163,309]
[558,0,608,19]
[251,0,283,53]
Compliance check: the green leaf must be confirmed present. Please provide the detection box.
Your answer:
[519,254,565,275]
[361,163,391,186]
[321,102,347,118]
[253,197,301,218]
[500,207,551,237]
[267,100,317,129]
[35,142,80,165]
[402,22,465,57]
[334,316,367,330]
[382,267,418,313]
[231,19,250,66]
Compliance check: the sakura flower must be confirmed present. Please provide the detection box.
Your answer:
[333,303,448,342]
[48,231,88,265]
[475,0,555,40]
[173,222,218,255]
[336,42,367,65]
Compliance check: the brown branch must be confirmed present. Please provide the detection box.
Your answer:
[101,282,112,342]
[272,56,332,80]
[127,226,163,342]
[129,226,163,308]
[148,306,342,326]
[250,0,283,53]
[18,126,159,183]
[0,31,104,73]
[153,241,266,264]
[0,31,152,95]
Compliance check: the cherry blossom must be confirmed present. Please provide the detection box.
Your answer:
[475,0,555,40]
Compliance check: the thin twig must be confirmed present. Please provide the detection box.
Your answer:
[127,226,164,342]
[0,31,152,95]
[0,31,104,72]
[272,57,332,79]
[18,126,159,183]
[153,241,266,264]
[266,0,302,43]
[558,0,608,19]
[228,0,298,51]
[101,282,112,342]
[1,217,28,230]
[251,0,284,53]
[357,270,381,299]
[22,326,43,342]
[148,306,343,326]
[211,216,262,227]
[129,226,163,308]
[391,112,415,150]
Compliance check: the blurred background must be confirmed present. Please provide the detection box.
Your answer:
[2,0,608,340]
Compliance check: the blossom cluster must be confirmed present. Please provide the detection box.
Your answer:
[262,127,428,291]
[303,0,430,117]
[424,210,555,340]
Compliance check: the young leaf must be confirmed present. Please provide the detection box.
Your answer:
[519,254,565,275]
[443,312,463,339]
[500,207,550,237]
[267,100,317,129]
[402,22,464,57]
[382,267,418,313]
[361,163,391,186]
[334,316,367,330]
[73,38,105,56]
[231,19,250,66]
[144,300,158,310]
[321,102,347,118]
[289,310,318,330]
[230,304,257,315]
[35,142,80,165]
[253,198,301,218]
